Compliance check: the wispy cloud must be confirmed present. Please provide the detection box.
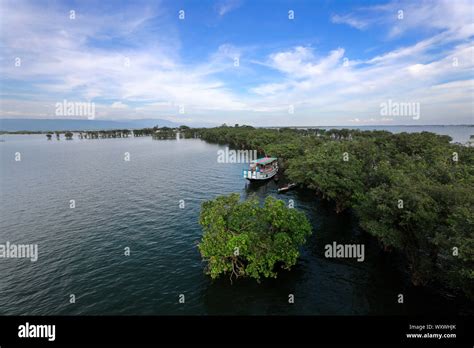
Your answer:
[216,0,242,17]
[331,0,473,39]
[331,14,368,30]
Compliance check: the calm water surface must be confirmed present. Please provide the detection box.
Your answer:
[0,133,472,315]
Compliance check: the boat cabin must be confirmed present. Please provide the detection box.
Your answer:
[243,157,278,181]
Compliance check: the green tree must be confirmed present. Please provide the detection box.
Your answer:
[198,194,312,282]
[287,141,364,212]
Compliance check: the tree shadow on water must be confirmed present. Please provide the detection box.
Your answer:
[201,265,308,315]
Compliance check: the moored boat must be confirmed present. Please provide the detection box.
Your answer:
[277,183,297,193]
[242,157,278,181]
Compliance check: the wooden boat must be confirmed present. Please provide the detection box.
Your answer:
[278,183,297,193]
[242,157,278,181]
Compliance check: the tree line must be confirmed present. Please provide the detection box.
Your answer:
[43,126,194,140]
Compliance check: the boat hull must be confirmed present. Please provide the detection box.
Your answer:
[277,183,297,193]
[243,168,278,181]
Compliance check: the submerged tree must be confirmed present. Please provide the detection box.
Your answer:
[286,140,365,212]
[198,193,312,282]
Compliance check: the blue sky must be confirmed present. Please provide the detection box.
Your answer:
[0,0,473,125]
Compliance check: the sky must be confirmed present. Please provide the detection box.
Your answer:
[0,0,473,126]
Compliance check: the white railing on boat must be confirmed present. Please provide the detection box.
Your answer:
[242,168,277,180]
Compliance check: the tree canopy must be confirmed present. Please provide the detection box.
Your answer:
[198,194,312,282]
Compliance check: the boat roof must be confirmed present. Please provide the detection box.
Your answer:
[251,157,277,165]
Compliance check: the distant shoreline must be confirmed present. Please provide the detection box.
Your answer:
[0,117,473,134]
[2,124,472,144]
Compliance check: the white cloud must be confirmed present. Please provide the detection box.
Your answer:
[267,46,345,78]
[331,14,368,30]
[331,0,473,40]
[251,83,289,96]
[111,102,128,109]
[216,0,242,17]
[385,0,473,39]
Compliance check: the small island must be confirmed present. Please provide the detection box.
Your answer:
[198,193,312,281]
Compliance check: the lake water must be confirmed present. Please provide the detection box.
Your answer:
[0,132,472,315]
